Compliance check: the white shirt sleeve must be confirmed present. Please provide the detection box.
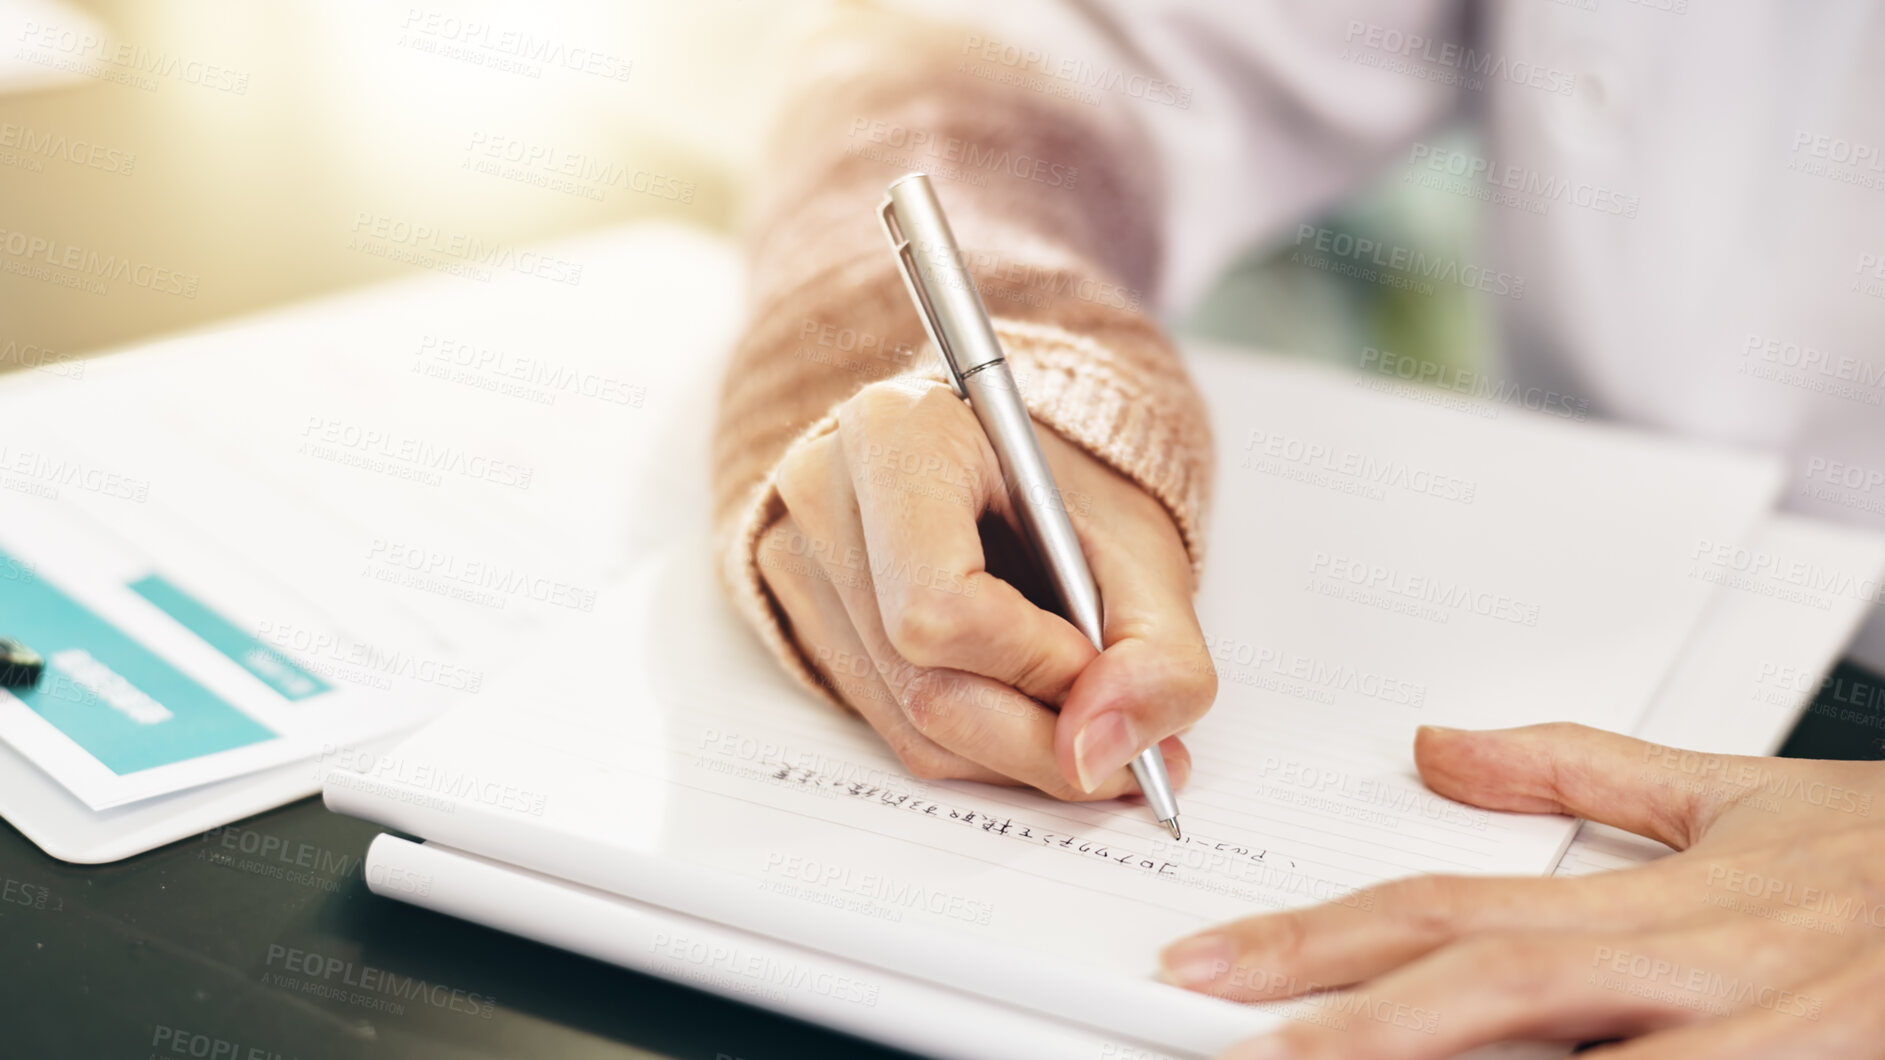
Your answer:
[887,0,1466,312]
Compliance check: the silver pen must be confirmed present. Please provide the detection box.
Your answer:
[877,173,1183,839]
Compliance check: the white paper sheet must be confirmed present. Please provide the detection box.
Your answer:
[0,493,442,809]
[364,834,1194,1060]
[1551,512,1885,880]
[0,220,742,815]
[1630,513,1885,757]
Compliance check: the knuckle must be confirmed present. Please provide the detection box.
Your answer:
[913,377,971,415]
[1535,720,1590,742]
[885,593,973,666]
[1266,914,1309,969]
[1004,648,1065,702]
[1119,640,1216,726]
[1453,933,1553,992]
[839,379,918,428]
[1237,914,1309,984]
[837,380,991,499]
[774,436,834,512]
[887,737,962,781]
[1382,874,1468,940]
[1169,649,1218,714]
[898,755,956,782]
[897,668,959,739]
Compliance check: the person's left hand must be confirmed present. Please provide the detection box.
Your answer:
[1158,722,1885,1058]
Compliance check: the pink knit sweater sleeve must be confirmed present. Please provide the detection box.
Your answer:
[712,10,1215,695]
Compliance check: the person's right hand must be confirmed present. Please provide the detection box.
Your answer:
[756,376,1214,801]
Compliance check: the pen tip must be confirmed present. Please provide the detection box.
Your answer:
[1164,819,1182,841]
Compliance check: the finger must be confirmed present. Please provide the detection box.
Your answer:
[1216,929,1754,1060]
[895,666,1190,801]
[1413,723,1736,850]
[835,380,1098,704]
[1050,435,1216,793]
[759,515,1006,785]
[1162,870,1662,1002]
[1586,947,1877,1059]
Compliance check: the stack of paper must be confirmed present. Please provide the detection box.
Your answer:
[0,222,745,861]
[324,339,1885,1059]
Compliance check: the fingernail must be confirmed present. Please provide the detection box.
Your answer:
[1418,725,1459,735]
[1220,1036,1293,1060]
[1159,932,1233,989]
[1074,710,1141,793]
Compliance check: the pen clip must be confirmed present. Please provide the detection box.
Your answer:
[878,197,968,399]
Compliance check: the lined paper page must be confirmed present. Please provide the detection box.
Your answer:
[1552,512,1885,881]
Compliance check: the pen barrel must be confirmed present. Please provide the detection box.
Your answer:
[958,363,1105,650]
[880,175,1008,389]
[1129,751,1181,825]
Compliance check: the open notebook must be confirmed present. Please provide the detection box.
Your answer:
[323,343,1885,1057]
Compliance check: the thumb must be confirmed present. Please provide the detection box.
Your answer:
[1414,722,1739,850]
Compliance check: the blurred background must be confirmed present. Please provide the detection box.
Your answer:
[0,0,1481,377]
